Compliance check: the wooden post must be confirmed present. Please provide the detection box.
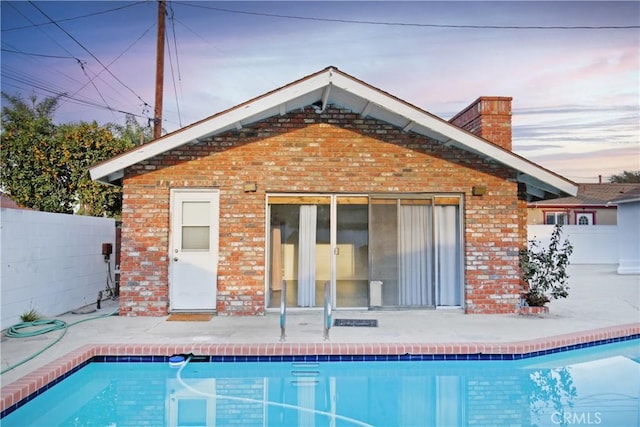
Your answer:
[153,0,166,140]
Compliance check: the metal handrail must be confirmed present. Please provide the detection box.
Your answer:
[280,279,287,341]
[323,280,332,340]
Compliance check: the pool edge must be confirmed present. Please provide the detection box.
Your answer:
[2,322,639,414]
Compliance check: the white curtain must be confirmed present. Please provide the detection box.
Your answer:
[297,205,317,307]
[435,206,461,306]
[399,205,432,306]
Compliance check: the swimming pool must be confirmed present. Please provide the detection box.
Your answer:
[2,339,638,427]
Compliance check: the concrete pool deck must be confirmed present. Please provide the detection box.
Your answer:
[1,264,639,412]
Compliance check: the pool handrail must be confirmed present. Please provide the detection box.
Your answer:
[280,279,286,342]
[323,280,332,340]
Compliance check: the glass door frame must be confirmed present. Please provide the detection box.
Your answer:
[265,193,465,310]
[266,193,369,310]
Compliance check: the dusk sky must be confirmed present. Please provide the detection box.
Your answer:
[1,1,638,183]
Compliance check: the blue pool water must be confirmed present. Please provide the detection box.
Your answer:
[2,340,638,427]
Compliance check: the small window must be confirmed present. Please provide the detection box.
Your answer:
[545,212,568,225]
[182,201,210,250]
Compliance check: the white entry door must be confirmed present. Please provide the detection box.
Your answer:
[169,189,219,311]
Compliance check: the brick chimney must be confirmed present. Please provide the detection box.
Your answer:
[449,96,513,151]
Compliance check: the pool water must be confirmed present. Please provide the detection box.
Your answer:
[2,340,638,427]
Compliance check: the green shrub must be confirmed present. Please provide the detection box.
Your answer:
[520,224,574,307]
[20,308,41,323]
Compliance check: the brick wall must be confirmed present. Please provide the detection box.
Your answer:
[119,106,526,315]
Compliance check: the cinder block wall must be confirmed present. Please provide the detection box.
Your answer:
[119,106,526,316]
[0,209,116,329]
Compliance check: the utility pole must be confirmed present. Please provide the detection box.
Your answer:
[153,0,166,140]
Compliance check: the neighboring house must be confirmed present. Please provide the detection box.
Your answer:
[609,186,640,274]
[527,183,640,226]
[0,193,27,210]
[90,66,577,316]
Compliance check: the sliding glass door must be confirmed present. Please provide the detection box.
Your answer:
[269,197,330,308]
[268,194,462,309]
[336,197,369,307]
[368,196,462,308]
[268,196,368,309]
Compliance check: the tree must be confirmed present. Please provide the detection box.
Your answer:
[0,93,134,217]
[609,170,640,183]
[58,121,133,217]
[1,93,71,212]
[108,114,153,147]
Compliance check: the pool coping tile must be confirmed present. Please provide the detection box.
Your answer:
[1,322,638,415]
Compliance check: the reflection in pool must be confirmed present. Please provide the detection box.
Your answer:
[2,340,638,427]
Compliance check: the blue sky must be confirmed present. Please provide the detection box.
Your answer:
[2,1,639,182]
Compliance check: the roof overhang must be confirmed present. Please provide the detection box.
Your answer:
[90,66,577,199]
[609,197,640,205]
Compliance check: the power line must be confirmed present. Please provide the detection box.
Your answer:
[0,47,79,60]
[2,66,72,98]
[1,61,154,123]
[3,39,141,121]
[6,2,82,61]
[167,2,183,128]
[1,45,90,95]
[167,3,182,82]
[3,1,153,123]
[63,21,156,116]
[27,1,151,111]
[1,72,152,122]
[2,5,110,111]
[178,2,640,30]
[1,39,144,122]
[2,2,143,32]
[78,60,115,120]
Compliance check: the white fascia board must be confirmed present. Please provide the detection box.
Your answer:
[91,66,576,197]
[612,197,640,205]
[90,71,333,183]
[329,72,577,197]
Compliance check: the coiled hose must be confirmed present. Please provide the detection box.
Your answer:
[1,308,119,375]
[5,319,68,338]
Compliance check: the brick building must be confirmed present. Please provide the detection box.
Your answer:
[90,67,577,316]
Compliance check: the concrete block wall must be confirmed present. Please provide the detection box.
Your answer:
[528,225,618,264]
[0,208,115,330]
[120,106,526,316]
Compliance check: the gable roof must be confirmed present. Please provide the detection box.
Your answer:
[90,66,577,199]
[529,183,640,207]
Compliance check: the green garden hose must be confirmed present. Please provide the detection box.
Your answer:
[1,308,119,375]
[5,319,68,338]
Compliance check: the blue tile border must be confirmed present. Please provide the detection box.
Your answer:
[84,334,639,364]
